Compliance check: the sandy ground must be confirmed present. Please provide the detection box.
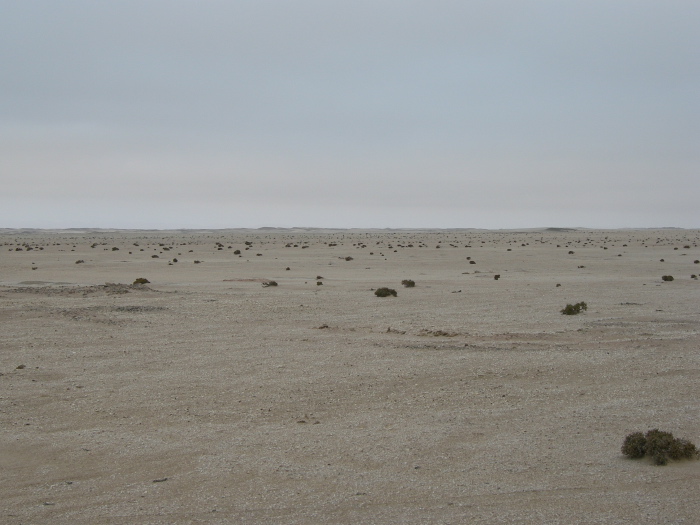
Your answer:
[1,227,699,524]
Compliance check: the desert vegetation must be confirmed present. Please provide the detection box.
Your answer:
[622,429,699,465]
[561,301,588,315]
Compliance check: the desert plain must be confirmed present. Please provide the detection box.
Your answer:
[1,227,699,524]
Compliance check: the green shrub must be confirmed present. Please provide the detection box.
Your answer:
[401,279,415,287]
[375,287,397,297]
[133,278,150,285]
[561,301,588,315]
[662,275,674,281]
[621,432,647,459]
[622,429,699,465]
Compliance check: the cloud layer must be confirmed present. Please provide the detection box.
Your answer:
[2,1,698,228]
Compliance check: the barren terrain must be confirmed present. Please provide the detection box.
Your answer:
[1,228,699,524]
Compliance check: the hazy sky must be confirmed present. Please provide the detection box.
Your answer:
[1,1,698,229]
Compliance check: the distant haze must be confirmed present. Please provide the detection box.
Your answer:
[1,1,698,229]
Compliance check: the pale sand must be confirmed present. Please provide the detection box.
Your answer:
[1,228,698,524]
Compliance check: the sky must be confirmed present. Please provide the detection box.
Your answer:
[1,1,698,229]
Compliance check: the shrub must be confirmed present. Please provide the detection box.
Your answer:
[262,281,278,287]
[233,249,241,255]
[621,432,647,459]
[345,256,354,261]
[133,278,150,285]
[75,260,85,264]
[401,279,415,287]
[622,429,699,465]
[561,301,588,315]
[375,287,397,297]
[662,275,674,281]
[494,274,500,280]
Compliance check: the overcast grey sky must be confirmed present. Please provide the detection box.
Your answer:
[1,1,698,229]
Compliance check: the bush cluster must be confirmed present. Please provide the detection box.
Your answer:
[622,429,699,465]
[375,287,397,297]
[561,301,588,315]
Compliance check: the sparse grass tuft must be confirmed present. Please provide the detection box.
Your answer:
[561,301,588,315]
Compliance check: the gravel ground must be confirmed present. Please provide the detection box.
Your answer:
[1,228,699,524]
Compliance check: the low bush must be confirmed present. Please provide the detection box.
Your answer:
[401,279,415,287]
[622,429,699,465]
[262,281,278,287]
[133,278,150,285]
[375,287,397,297]
[561,301,588,315]
[662,275,674,281]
